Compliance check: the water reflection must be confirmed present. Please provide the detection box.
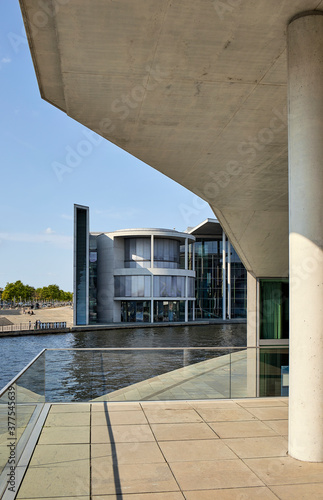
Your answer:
[0,324,246,392]
[44,348,243,402]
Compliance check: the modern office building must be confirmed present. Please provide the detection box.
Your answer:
[74,208,247,326]
[74,205,196,325]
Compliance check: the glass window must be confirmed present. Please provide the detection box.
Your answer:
[188,301,194,321]
[154,276,185,297]
[187,277,195,298]
[115,276,151,297]
[75,207,88,325]
[153,300,185,322]
[121,301,151,322]
[89,247,97,324]
[194,237,247,320]
[260,280,289,340]
[125,238,151,268]
[259,348,289,396]
[154,238,180,268]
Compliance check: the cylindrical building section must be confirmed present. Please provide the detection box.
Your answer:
[288,11,323,462]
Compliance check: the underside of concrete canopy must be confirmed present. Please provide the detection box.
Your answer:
[19,0,323,277]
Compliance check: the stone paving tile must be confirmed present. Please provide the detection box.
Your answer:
[38,426,90,445]
[91,410,147,426]
[246,406,288,421]
[49,403,91,413]
[92,462,180,495]
[169,459,263,490]
[159,439,236,462]
[143,409,203,424]
[190,401,242,409]
[16,398,323,500]
[45,411,90,427]
[91,442,165,465]
[265,419,288,436]
[141,402,192,410]
[196,407,258,422]
[91,403,141,412]
[271,483,323,499]
[17,463,89,498]
[29,443,89,468]
[223,436,288,458]
[93,493,184,499]
[151,422,218,441]
[21,498,89,500]
[183,487,279,499]
[245,456,323,485]
[91,424,155,444]
[237,399,287,407]
[209,420,277,439]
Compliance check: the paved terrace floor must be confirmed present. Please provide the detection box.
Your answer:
[14,398,323,499]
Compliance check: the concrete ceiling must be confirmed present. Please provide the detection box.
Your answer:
[19,0,323,277]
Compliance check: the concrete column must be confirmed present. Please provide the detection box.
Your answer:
[151,235,154,323]
[222,231,226,320]
[151,235,154,268]
[185,277,188,322]
[288,11,323,462]
[185,238,188,270]
[151,296,154,323]
[247,272,258,348]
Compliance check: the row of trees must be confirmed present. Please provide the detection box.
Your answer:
[0,281,73,303]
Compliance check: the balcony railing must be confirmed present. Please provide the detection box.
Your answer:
[0,345,289,494]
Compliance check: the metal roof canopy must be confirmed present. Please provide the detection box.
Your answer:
[19,0,323,277]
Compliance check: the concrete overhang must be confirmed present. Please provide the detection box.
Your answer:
[188,218,223,238]
[19,0,323,277]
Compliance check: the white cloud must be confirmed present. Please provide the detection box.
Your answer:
[0,232,72,250]
[1,57,11,64]
[44,227,55,234]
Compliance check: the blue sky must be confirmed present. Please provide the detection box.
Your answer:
[0,2,214,291]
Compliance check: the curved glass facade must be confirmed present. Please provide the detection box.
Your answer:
[115,275,151,298]
[154,238,180,269]
[154,276,185,297]
[125,238,151,268]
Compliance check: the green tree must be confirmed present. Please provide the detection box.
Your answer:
[1,281,72,304]
[1,281,35,302]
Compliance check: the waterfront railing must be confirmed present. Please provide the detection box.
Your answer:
[0,345,289,494]
[0,321,68,333]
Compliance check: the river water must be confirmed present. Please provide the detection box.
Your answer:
[0,323,246,398]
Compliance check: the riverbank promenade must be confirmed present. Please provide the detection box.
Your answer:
[13,398,323,499]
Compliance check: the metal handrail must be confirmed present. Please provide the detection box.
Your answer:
[44,346,287,351]
[45,346,249,351]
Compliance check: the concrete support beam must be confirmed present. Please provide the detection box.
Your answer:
[288,11,323,462]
